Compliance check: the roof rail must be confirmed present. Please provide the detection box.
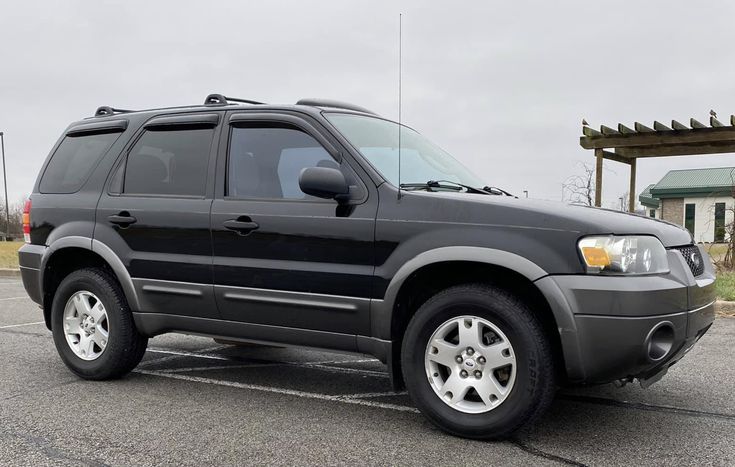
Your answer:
[94,106,134,117]
[296,98,377,115]
[204,93,265,106]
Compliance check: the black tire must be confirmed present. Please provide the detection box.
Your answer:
[51,268,148,380]
[401,283,556,439]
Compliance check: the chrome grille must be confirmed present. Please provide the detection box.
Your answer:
[674,245,705,277]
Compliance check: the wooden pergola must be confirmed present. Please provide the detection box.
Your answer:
[579,115,735,212]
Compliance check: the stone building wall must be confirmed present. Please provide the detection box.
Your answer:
[661,198,683,225]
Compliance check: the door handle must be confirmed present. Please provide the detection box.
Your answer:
[223,217,259,235]
[108,212,137,227]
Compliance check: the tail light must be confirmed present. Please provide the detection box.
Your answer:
[22,199,31,243]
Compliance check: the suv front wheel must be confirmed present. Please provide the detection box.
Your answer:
[401,284,556,439]
[51,268,148,380]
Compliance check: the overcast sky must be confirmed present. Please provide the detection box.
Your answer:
[2,1,735,208]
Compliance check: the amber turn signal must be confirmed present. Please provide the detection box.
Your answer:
[581,246,610,268]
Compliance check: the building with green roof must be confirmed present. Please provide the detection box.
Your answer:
[639,167,735,243]
[639,184,660,214]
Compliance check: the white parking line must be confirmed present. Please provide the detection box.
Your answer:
[0,320,45,329]
[138,345,233,367]
[0,296,28,301]
[143,348,387,377]
[146,348,231,360]
[301,362,388,378]
[341,391,408,399]
[135,369,419,413]
[159,358,382,374]
[332,358,380,365]
[138,349,230,367]
[160,363,291,373]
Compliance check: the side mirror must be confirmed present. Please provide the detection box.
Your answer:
[299,167,350,202]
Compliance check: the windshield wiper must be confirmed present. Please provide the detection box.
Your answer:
[400,180,490,194]
[483,186,515,197]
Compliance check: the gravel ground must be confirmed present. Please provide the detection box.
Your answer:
[0,277,733,466]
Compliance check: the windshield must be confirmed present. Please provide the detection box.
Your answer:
[326,113,484,188]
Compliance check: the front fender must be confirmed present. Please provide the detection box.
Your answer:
[368,246,585,384]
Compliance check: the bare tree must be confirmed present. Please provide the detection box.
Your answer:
[719,185,735,270]
[563,163,595,206]
[0,199,25,239]
[705,169,735,270]
[619,191,630,212]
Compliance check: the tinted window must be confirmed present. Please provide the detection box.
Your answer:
[715,202,726,242]
[685,203,695,235]
[228,126,340,199]
[39,132,121,193]
[124,128,214,196]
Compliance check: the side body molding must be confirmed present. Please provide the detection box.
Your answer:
[370,246,549,340]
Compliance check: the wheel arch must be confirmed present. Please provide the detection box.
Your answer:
[40,237,140,329]
[371,247,570,389]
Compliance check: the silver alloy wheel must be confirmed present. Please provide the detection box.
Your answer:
[63,291,109,361]
[425,315,517,414]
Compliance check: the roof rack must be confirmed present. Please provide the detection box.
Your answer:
[296,98,377,115]
[204,93,265,106]
[94,106,134,117]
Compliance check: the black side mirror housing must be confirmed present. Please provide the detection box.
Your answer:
[299,167,350,202]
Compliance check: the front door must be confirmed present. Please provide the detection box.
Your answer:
[95,113,220,318]
[211,112,377,336]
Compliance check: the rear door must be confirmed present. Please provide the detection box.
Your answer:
[95,113,220,318]
[210,111,377,338]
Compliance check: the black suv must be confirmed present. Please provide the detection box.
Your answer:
[19,94,716,439]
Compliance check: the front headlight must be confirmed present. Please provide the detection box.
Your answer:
[577,235,669,275]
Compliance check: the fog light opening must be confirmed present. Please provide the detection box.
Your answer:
[646,322,675,362]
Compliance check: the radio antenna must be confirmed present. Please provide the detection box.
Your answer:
[397,13,403,200]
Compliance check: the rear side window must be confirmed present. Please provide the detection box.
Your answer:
[39,132,121,193]
[123,128,214,197]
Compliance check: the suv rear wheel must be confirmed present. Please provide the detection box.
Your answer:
[51,268,148,380]
[401,284,556,439]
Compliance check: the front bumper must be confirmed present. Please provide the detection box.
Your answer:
[538,245,716,385]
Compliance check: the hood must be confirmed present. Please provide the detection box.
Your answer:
[410,192,693,247]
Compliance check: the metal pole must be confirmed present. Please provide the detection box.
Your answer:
[397,13,402,200]
[0,133,8,239]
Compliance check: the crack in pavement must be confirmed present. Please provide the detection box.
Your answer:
[0,328,51,339]
[557,394,735,422]
[0,429,110,466]
[510,438,589,466]
[1,379,80,404]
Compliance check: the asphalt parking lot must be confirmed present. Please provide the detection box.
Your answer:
[0,277,733,466]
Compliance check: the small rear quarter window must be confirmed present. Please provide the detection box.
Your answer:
[39,131,121,193]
